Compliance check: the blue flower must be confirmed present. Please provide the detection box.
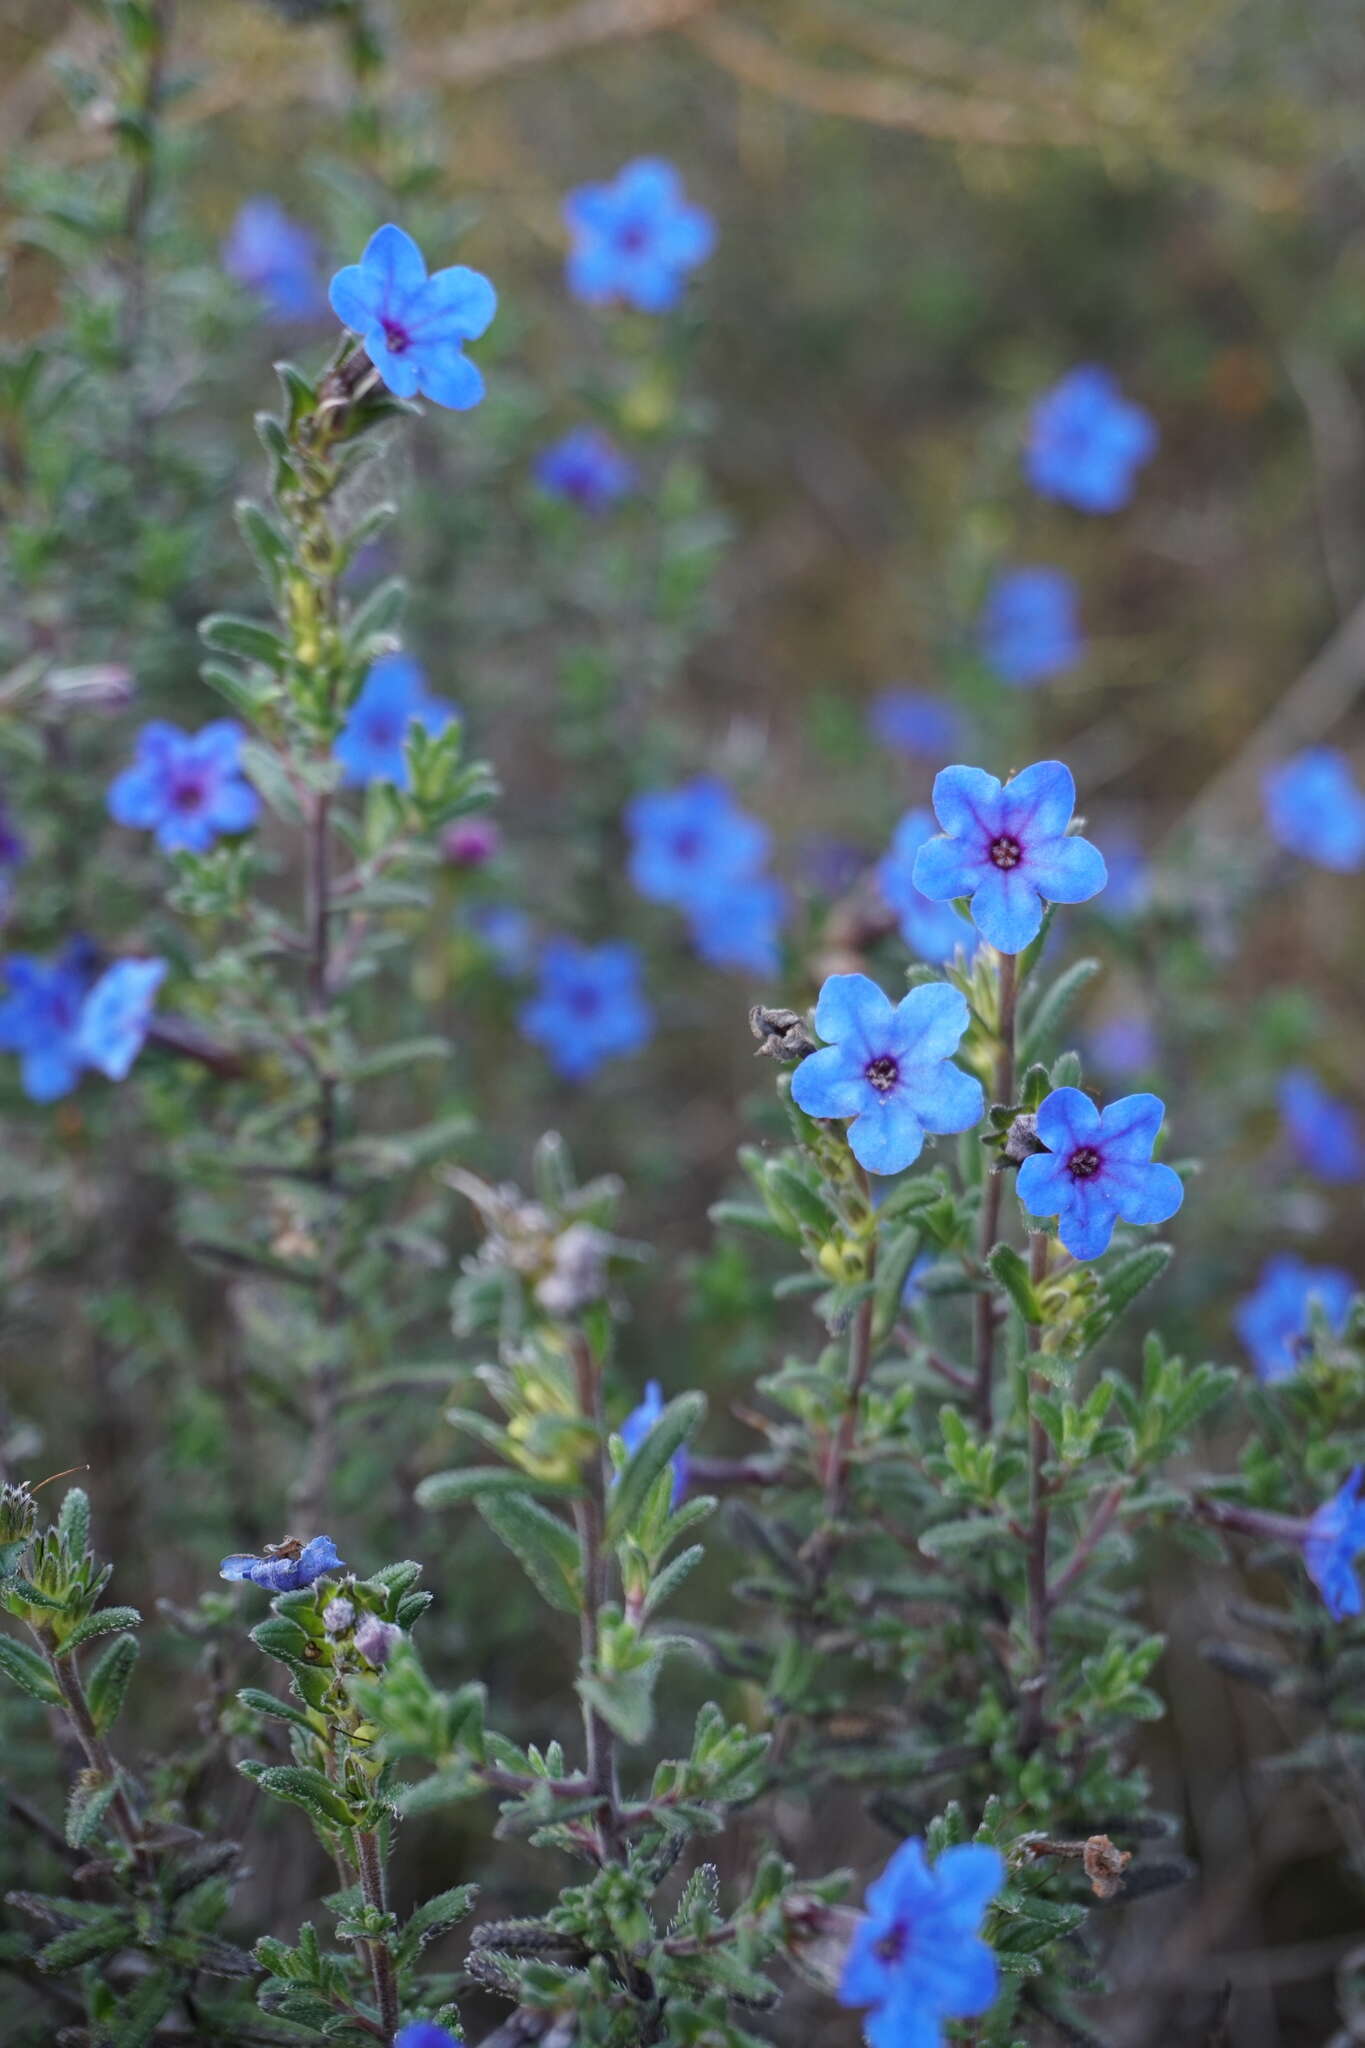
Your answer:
[685,875,786,976]
[519,939,653,1082]
[1017,1088,1183,1261]
[1304,1470,1365,1622]
[0,939,98,1102]
[222,197,324,322]
[1089,1011,1157,1077]
[1263,748,1365,872]
[108,720,259,854]
[334,655,457,789]
[76,959,167,1081]
[219,1535,346,1593]
[1026,366,1157,513]
[470,905,536,978]
[1095,826,1149,917]
[395,2028,458,2048]
[618,1380,687,1504]
[867,689,962,758]
[564,159,714,313]
[838,1838,1004,2048]
[535,427,636,513]
[791,974,983,1176]
[328,223,496,410]
[877,810,976,965]
[1279,1069,1363,1183]
[979,568,1081,687]
[626,779,769,906]
[1234,1254,1355,1382]
[912,760,1107,955]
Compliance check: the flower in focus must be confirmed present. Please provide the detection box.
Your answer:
[519,938,653,1082]
[1017,1088,1183,1261]
[535,426,636,513]
[1027,365,1156,513]
[1278,1069,1363,1183]
[564,159,714,312]
[1234,1254,1356,1382]
[76,958,167,1081]
[979,568,1081,687]
[867,688,961,758]
[791,973,983,1176]
[617,1379,687,1504]
[108,720,259,854]
[354,1614,402,1666]
[877,809,975,965]
[334,654,457,789]
[328,222,496,410]
[1262,748,1365,872]
[685,874,786,976]
[219,1535,346,1593]
[1305,1469,1365,1621]
[222,197,324,321]
[837,1837,1004,2048]
[0,939,98,1102]
[627,778,769,905]
[912,760,1106,954]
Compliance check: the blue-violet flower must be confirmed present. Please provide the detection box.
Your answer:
[219,1535,346,1593]
[1027,365,1156,513]
[912,760,1106,955]
[519,938,653,1082]
[877,809,975,965]
[1305,1470,1365,1622]
[108,720,259,854]
[76,958,167,1081]
[564,159,714,312]
[334,654,457,789]
[837,1837,1004,2048]
[535,427,636,513]
[618,1380,687,1505]
[867,688,961,758]
[1234,1254,1356,1382]
[1262,748,1365,872]
[1279,1069,1362,1183]
[222,197,324,321]
[1016,1088,1183,1261]
[0,939,98,1102]
[979,568,1081,687]
[328,223,496,410]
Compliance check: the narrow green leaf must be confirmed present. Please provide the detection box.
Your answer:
[477,1494,580,1614]
[608,1392,706,1541]
[1019,956,1100,1062]
[238,1761,356,1829]
[416,1466,580,1508]
[59,1605,141,1656]
[87,1632,139,1732]
[987,1242,1042,1324]
[0,1635,61,1704]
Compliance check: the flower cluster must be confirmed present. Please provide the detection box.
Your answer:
[0,944,165,1101]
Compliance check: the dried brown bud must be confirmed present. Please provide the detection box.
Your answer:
[749,1006,816,1063]
[1001,1112,1044,1167]
[1082,1833,1131,1900]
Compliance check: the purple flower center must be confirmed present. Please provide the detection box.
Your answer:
[366,715,400,748]
[616,219,650,254]
[382,319,410,355]
[989,834,1023,870]
[875,1919,911,1964]
[865,1054,899,1094]
[1068,1145,1101,1179]
[672,828,700,860]
[170,773,207,814]
[568,986,601,1019]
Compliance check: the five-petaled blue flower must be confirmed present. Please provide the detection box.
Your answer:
[791,973,983,1176]
[108,720,259,855]
[1233,1254,1356,1382]
[979,568,1081,687]
[1262,748,1365,872]
[564,159,714,313]
[0,939,97,1102]
[626,778,769,906]
[838,1837,1004,2048]
[77,959,167,1081]
[222,197,325,322]
[519,938,653,1082]
[1279,1069,1362,1183]
[1017,1088,1183,1261]
[335,654,457,789]
[867,688,962,759]
[219,1535,346,1593]
[912,760,1106,956]
[328,223,496,410]
[685,875,786,976]
[1026,365,1157,514]
[535,427,636,513]
[877,810,976,965]
[618,1380,687,1504]
[1305,1470,1365,1622]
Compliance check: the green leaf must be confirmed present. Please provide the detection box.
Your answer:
[237,1686,316,1732]
[477,1494,581,1614]
[1019,957,1100,1062]
[87,1632,139,1732]
[578,1660,659,1746]
[609,1392,706,1541]
[57,1487,89,1556]
[238,1761,356,1830]
[199,612,289,669]
[234,498,289,589]
[59,1605,141,1656]
[398,1884,478,1962]
[66,1773,119,1849]
[918,1516,1003,1557]
[37,1914,133,1970]
[416,1466,580,1509]
[987,1242,1042,1324]
[1076,1245,1174,1356]
[106,1971,177,2048]
[346,575,407,652]
[0,1635,60,1704]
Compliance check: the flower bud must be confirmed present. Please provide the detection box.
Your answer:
[323,1595,356,1635]
[354,1614,402,1667]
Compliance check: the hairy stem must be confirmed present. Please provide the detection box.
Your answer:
[569,1326,618,1859]
[354,1826,400,2036]
[1047,1480,1128,1609]
[973,948,1017,1431]
[1019,1228,1051,1757]
[38,1636,146,1861]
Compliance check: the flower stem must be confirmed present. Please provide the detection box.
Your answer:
[354,1826,400,2037]
[1019,1227,1051,1757]
[569,1326,619,1860]
[38,1636,146,1864]
[973,948,1017,1431]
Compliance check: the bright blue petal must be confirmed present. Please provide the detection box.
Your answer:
[1035,1086,1100,1153]
[1097,1092,1165,1161]
[812,973,895,1055]
[931,764,1003,839]
[967,866,1044,953]
[1025,833,1107,905]
[849,1093,925,1175]
[360,221,427,295]
[1016,1151,1073,1223]
[1108,1158,1183,1228]
[790,1045,868,1121]
[912,834,984,902]
[328,261,382,332]
[889,983,971,1065]
[999,759,1075,840]
[904,1060,983,1135]
[1056,1183,1117,1261]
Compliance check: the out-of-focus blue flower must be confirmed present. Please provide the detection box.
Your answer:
[1096,827,1149,917]
[877,809,975,965]
[334,654,457,789]
[1089,1011,1157,1077]
[222,197,325,321]
[395,2028,459,2048]
[979,568,1082,687]
[1027,366,1157,513]
[328,223,496,410]
[1017,1088,1183,1261]
[867,689,962,758]
[108,720,259,854]
[901,1252,935,1309]
[535,427,636,513]
[792,973,983,1176]
[0,939,97,1102]
[838,1837,1004,2048]
[519,938,653,1082]
[912,761,1106,955]
[219,1535,345,1593]
[0,796,25,870]
[471,904,536,978]
[1305,1469,1365,1621]
[1279,1069,1363,1183]
[564,159,714,313]
[1262,748,1365,872]
[685,875,786,976]
[626,779,768,906]
[617,1380,687,1504]
[76,958,166,1081]
[1234,1254,1356,1382]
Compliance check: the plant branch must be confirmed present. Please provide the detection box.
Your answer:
[973,949,1017,1430]
[1018,1229,1052,1757]
[569,1325,618,1860]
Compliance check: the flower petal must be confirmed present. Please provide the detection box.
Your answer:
[889,981,971,1064]
[1026,832,1107,905]
[931,764,1003,839]
[1097,1092,1165,1161]
[790,1045,868,1121]
[360,222,428,295]
[1055,1183,1117,1260]
[812,972,894,1054]
[1035,1086,1100,1154]
[999,759,1076,839]
[968,866,1044,953]
[902,1059,984,1135]
[417,349,485,411]
[413,264,498,340]
[328,261,382,332]
[849,1093,925,1175]
[912,834,983,902]
[1016,1151,1074,1222]
[1108,1158,1184,1228]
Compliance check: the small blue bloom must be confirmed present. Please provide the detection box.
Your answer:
[791,973,983,1177]
[395,2028,459,2048]
[108,720,259,855]
[838,1837,1004,2048]
[912,760,1107,955]
[535,427,636,513]
[564,159,714,313]
[1234,1254,1356,1382]
[979,568,1082,687]
[1304,1470,1365,1622]
[222,197,325,322]
[219,1535,346,1593]
[1279,1069,1363,1183]
[76,958,167,1081]
[877,810,976,965]
[0,939,98,1102]
[335,654,457,789]
[626,779,769,907]
[685,875,786,976]
[519,939,653,1082]
[1089,1011,1157,1077]
[470,904,536,978]
[1263,748,1365,872]
[618,1380,687,1504]
[1027,365,1157,513]
[1017,1088,1183,1262]
[867,689,961,758]
[1096,826,1149,917]
[328,223,496,410]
